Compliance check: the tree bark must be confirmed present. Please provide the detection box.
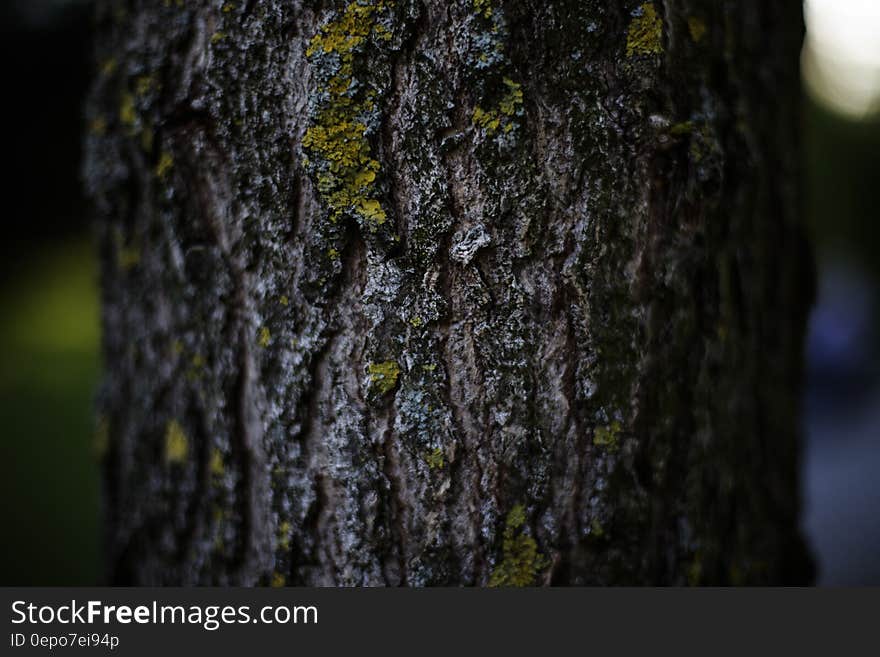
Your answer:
[85,0,814,585]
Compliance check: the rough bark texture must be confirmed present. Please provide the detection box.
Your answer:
[85,0,814,585]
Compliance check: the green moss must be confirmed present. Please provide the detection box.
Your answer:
[164,419,188,465]
[368,360,400,395]
[488,505,548,587]
[409,316,423,328]
[270,572,286,588]
[593,420,622,452]
[302,1,394,230]
[626,3,663,57]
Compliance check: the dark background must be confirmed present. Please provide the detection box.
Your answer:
[1,1,878,585]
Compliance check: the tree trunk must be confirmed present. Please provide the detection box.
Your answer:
[85,0,814,585]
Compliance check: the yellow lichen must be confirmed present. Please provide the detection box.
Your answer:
[155,151,174,178]
[279,295,289,306]
[270,572,286,588]
[185,363,203,382]
[135,75,155,97]
[424,447,444,470]
[164,419,188,465]
[489,505,548,587]
[472,77,523,136]
[626,3,663,57]
[119,93,136,129]
[473,0,493,19]
[302,1,393,230]
[210,31,226,44]
[368,360,400,395]
[687,16,707,43]
[473,106,500,133]
[258,326,271,348]
[409,316,423,328]
[140,125,154,152]
[499,78,523,114]
[277,520,292,551]
[210,448,225,476]
[593,420,622,452]
[670,120,695,136]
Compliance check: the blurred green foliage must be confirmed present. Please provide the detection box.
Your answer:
[805,100,880,283]
[0,239,101,584]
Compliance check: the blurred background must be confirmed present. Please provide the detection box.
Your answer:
[0,0,877,585]
[799,0,880,586]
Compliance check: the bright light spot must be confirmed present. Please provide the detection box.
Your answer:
[803,0,880,119]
